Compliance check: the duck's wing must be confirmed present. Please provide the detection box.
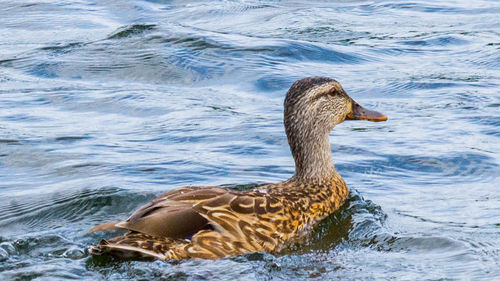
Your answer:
[89,186,285,241]
[89,186,222,238]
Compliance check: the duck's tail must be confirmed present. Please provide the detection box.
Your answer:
[89,232,189,260]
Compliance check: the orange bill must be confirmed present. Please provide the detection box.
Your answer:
[346,100,387,122]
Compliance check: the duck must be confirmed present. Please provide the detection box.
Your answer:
[88,77,387,260]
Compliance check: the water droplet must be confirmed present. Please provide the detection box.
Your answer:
[63,247,86,259]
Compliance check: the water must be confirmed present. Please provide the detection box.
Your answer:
[0,0,499,279]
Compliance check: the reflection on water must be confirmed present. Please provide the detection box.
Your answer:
[0,0,499,280]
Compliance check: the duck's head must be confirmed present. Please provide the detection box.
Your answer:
[284,77,387,180]
[284,77,386,133]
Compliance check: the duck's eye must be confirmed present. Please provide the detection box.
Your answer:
[328,88,340,96]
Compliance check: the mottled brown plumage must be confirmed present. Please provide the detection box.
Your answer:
[89,77,387,260]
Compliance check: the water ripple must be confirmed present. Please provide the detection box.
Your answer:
[0,0,499,279]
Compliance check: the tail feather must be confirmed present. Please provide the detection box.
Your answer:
[88,221,123,233]
[89,232,189,260]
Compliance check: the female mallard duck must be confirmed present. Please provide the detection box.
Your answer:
[89,77,387,260]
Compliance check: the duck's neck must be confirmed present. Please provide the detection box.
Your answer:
[285,123,337,183]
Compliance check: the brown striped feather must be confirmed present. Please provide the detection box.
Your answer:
[89,178,348,259]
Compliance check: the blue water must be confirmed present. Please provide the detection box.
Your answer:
[1,0,499,280]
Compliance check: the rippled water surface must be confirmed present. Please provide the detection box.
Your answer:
[1,0,499,280]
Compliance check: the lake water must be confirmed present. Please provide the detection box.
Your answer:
[0,0,499,280]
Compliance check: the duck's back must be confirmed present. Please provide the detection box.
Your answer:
[89,177,348,260]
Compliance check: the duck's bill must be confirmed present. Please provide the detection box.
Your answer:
[346,100,387,122]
